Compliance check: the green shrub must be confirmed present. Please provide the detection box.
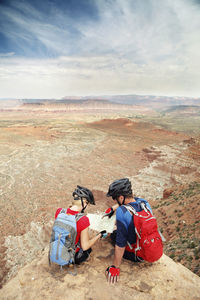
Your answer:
[170,253,175,259]
[177,254,185,262]
[193,248,200,256]
[188,241,196,249]
[152,205,160,209]
[169,220,175,224]
[177,212,184,218]
[186,256,193,262]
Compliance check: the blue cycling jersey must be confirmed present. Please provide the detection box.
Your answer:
[115,197,152,248]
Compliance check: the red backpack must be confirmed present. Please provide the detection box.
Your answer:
[124,203,163,262]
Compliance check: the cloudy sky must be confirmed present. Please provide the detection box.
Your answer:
[0,0,200,98]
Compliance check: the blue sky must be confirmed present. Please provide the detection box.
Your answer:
[0,0,200,98]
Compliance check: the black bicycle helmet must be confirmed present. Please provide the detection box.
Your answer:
[106,178,132,199]
[72,185,95,205]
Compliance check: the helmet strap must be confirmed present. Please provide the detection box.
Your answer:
[122,196,126,205]
[116,198,120,206]
[81,197,88,213]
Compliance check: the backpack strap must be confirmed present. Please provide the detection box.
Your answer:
[75,213,85,222]
[74,213,85,251]
[124,204,138,215]
[67,264,77,276]
[140,202,149,213]
[158,230,166,242]
[123,204,151,218]
[59,208,67,214]
[123,205,142,255]
[59,209,85,220]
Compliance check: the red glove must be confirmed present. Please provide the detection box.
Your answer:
[102,207,114,218]
[106,265,120,283]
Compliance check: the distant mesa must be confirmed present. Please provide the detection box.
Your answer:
[0,95,200,113]
[163,105,200,116]
[3,98,154,114]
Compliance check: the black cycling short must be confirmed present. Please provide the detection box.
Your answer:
[75,248,92,265]
[110,230,143,263]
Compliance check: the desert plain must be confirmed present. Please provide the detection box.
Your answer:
[0,102,200,299]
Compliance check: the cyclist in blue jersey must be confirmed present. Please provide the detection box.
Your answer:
[104,178,153,284]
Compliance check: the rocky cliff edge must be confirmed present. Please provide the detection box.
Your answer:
[0,239,200,300]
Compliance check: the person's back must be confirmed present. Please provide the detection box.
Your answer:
[52,185,107,265]
[104,178,163,283]
[115,197,153,261]
[54,205,91,264]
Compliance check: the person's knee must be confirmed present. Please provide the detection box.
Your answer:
[86,248,92,255]
[123,251,143,262]
[75,248,92,264]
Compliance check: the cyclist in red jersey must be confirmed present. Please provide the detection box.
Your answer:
[55,185,107,264]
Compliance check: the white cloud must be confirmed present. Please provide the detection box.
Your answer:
[0,51,199,98]
[0,0,200,97]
